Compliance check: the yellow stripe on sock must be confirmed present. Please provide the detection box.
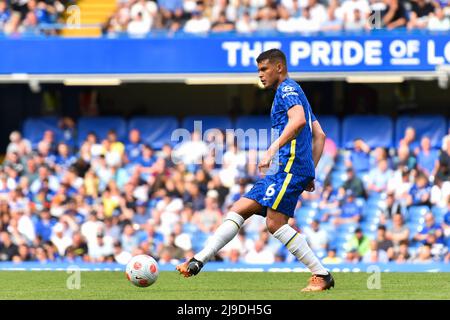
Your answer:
[272,173,293,210]
[286,233,299,248]
[224,219,240,229]
[284,139,296,173]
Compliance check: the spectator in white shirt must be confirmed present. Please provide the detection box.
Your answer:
[251,0,268,10]
[130,0,158,27]
[173,222,193,251]
[222,228,254,257]
[50,223,72,256]
[297,5,321,31]
[344,8,367,30]
[256,4,277,31]
[236,10,258,32]
[303,219,328,252]
[17,211,35,244]
[321,0,343,31]
[281,0,302,17]
[183,6,211,33]
[6,131,31,156]
[307,0,328,25]
[211,0,237,22]
[367,159,393,193]
[81,212,105,246]
[339,0,370,23]
[277,6,299,32]
[173,131,208,165]
[428,7,450,31]
[244,239,275,264]
[88,232,114,262]
[127,11,151,36]
[430,178,450,208]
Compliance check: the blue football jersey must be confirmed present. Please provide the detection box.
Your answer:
[271,78,316,178]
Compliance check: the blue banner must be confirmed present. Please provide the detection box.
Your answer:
[0,262,449,272]
[1,32,450,74]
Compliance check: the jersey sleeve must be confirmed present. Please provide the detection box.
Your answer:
[311,111,317,122]
[280,85,302,110]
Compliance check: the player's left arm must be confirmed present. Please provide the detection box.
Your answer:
[311,120,326,168]
[259,105,306,171]
[303,115,326,192]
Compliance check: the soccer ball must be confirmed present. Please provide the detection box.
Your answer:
[125,254,159,288]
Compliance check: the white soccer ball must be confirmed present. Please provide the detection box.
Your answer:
[125,254,159,288]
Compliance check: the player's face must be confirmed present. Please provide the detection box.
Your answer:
[257,59,280,89]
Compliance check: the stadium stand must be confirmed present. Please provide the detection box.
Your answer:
[77,116,128,147]
[181,115,233,133]
[234,115,271,150]
[316,115,340,148]
[342,115,394,149]
[395,114,447,148]
[1,0,450,36]
[22,116,63,149]
[1,114,449,266]
[128,116,179,149]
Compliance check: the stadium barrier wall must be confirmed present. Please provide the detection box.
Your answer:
[0,262,449,272]
[1,32,450,74]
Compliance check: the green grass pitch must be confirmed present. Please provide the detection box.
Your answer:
[0,271,449,300]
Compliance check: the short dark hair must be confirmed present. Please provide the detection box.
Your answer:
[256,49,287,66]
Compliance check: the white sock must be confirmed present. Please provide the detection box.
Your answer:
[273,224,328,275]
[194,211,244,263]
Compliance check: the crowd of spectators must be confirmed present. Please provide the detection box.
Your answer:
[2,0,449,36]
[301,126,450,264]
[104,0,450,36]
[0,116,449,266]
[0,0,74,35]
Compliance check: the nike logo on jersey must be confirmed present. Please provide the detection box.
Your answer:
[262,197,272,201]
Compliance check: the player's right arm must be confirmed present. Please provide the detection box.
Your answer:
[258,105,306,172]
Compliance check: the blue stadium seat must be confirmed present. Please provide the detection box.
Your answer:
[316,115,340,148]
[355,197,366,208]
[342,115,394,148]
[407,205,430,223]
[299,200,320,210]
[128,116,179,149]
[22,116,63,148]
[181,115,233,133]
[191,232,209,252]
[330,171,346,188]
[431,206,447,224]
[336,222,358,234]
[395,115,446,148]
[361,223,377,235]
[295,207,316,223]
[329,239,348,253]
[368,193,383,202]
[333,232,353,245]
[406,222,422,236]
[77,116,127,146]
[363,215,381,225]
[315,249,326,259]
[234,116,271,150]
[363,207,380,219]
[319,221,335,233]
